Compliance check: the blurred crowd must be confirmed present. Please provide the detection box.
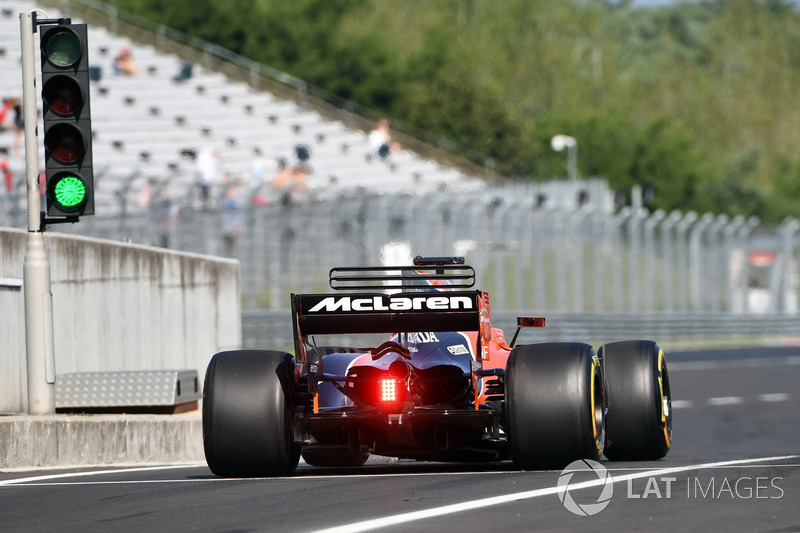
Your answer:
[1,38,407,260]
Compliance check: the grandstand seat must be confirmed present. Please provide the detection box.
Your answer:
[0,0,486,217]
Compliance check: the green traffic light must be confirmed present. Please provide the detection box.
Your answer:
[44,28,81,68]
[40,23,94,218]
[52,174,87,210]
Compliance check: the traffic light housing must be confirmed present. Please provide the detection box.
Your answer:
[40,22,94,217]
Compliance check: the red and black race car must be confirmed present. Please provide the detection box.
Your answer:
[202,256,672,476]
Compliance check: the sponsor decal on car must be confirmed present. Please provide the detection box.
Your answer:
[447,344,470,355]
[307,295,475,313]
[407,332,440,344]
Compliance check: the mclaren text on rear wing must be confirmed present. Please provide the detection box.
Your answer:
[292,291,482,336]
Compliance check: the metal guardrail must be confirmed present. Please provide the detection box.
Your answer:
[242,310,800,351]
[8,184,798,316]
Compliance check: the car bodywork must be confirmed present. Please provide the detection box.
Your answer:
[203,256,672,476]
[291,257,544,463]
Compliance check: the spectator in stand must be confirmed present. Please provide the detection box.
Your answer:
[249,148,271,206]
[220,179,244,256]
[113,46,139,76]
[368,118,401,161]
[138,177,158,208]
[0,97,13,132]
[2,157,13,201]
[0,91,25,156]
[269,158,308,206]
[152,186,177,249]
[196,146,223,209]
[173,61,194,83]
[268,158,293,203]
[0,91,24,155]
[287,164,309,204]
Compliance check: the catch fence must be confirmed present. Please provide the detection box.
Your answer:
[3,180,798,316]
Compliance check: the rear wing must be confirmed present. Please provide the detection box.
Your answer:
[293,291,482,336]
[328,260,475,291]
[291,258,492,370]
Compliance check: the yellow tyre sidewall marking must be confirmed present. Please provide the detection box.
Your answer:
[591,354,604,456]
[657,348,672,449]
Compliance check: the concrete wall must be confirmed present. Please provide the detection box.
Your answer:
[0,413,203,467]
[0,228,241,413]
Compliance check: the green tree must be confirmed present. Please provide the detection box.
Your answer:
[102,0,800,222]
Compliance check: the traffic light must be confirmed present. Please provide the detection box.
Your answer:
[40,22,94,217]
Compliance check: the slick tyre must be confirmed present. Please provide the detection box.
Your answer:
[601,340,672,461]
[203,350,301,477]
[505,342,605,469]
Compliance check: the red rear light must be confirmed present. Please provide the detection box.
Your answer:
[380,378,398,402]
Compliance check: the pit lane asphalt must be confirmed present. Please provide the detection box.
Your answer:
[2,345,799,533]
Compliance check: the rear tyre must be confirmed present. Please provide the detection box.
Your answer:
[203,350,301,477]
[601,340,672,461]
[505,342,605,469]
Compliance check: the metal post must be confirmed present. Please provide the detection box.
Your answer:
[706,215,729,312]
[780,218,800,314]
[612,208,632,313]
[551,135,578,181]
[643,210,665,313]
[627,208,644,313]
[660,210,682,312]
[591,209,605,312]
[688,213,713,312]
[567,142,577,182]
[20,11,56,414]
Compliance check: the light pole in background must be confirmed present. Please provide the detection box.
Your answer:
[551,134,577,180]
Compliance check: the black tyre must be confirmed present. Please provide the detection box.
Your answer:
[601,340,672,461]
[505,342,605,469]
[203,350,301,477]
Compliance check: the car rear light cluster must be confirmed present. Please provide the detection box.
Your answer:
[380,378,398,402]
[345,366,410,408]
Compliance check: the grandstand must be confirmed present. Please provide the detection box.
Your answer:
[7,2,794,320]
[0,0,492,218]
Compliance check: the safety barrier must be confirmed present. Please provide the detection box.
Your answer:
[242,310,800,351]
[6,183,799,315]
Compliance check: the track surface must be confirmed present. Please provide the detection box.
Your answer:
[2,346,799,532]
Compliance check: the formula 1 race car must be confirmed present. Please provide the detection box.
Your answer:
[203,257,672,476]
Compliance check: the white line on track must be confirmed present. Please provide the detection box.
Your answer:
[759,392,791,402]
[0,464,204,487]
[8,462,800,488]
[708,396,744,406]
[309,455,799,533]
[668,356,800,371]
[672,393,791,409]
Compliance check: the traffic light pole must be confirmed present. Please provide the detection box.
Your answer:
[20,11,56,414]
